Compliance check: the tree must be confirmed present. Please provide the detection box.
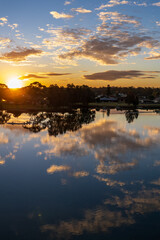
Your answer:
[126,92,139,107]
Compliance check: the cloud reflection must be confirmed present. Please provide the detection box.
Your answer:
[47,165,71,174]
[40,118,160,176]
[41,207,134,238]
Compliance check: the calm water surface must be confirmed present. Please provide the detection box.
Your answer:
[0,109,160,240]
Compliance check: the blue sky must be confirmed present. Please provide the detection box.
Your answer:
[0,0,160,87]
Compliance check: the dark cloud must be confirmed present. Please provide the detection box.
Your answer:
[44,72,71,76]
[59,35,158,65]
[84,70,159,81]
[19,74,47,80]
[19,72,71,80]
[0,47,43,62]
[60,28,91,40]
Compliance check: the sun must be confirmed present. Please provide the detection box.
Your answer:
[7,77,23,89]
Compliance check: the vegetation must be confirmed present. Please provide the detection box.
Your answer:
[1,82,160,110]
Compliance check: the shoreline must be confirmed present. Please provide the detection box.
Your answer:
[1,102,160,113]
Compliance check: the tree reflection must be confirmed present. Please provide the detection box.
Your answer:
[125,110,139,123]
[0,111,11,124]
[23,110,95,136]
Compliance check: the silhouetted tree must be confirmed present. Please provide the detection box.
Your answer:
[106,84,111,96]
[126,92,139,107]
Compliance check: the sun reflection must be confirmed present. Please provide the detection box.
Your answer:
[7,77,23,89]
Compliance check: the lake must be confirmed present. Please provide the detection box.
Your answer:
[0,109,160,240]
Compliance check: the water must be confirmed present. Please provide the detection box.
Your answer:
[0,109,160,240]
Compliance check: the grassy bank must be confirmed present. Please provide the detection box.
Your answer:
[1,102,160,112]
[89,102,160,109]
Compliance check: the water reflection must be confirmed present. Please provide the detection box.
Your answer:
[0,111,11,124]
[125,110,139,123]
[23,110,95,136]
[0,110,160,239]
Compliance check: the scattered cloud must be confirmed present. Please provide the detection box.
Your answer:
[152,2,160,6]
[44,72,71,76]
[72,7,92,13]
[0,17,8,26]
[96,0,129,10]
[19,74,47,80]
[0,47,43,62]
[50,11,74,19]
[145,51,160,60]
[59,34,157,65]
[98,11,140,26]
[19,72,71,80]
[64,1,71,5]
[0,37,11,48]
[84,70,159,81]
[156,21,160,26]
[134,2,147,6]
[8,23,18,30]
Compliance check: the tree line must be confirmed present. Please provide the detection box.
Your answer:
[0,82,160,107]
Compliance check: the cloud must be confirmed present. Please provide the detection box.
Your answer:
[0,17,7,23]
[84,70,159,81]
[64,1,71,5]
[145,54,160,60]
[19,74,47,80]
[97,0,129,10]
[8,23,18,30]
[50,11,74,19]
[0,47,43,62]
[72,7,92,13]
[0,17,8,26]
[134,2,147,6]
[0,37,11,48]
[19,72,71,80]
[156,21,160,26]
[47,165,71,174]
[152,2,160,6]
[59,34,156,65]
[44,72,71,76]
[98,11,140,26]
[43,27,91,50]
[60,28,91,39]
[145,50,160,60]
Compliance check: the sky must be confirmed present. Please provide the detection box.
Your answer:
[0,0,160,88]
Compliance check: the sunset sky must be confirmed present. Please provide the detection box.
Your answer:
[0,0,160,88]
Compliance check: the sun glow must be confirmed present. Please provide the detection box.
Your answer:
[7,77,23,89]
